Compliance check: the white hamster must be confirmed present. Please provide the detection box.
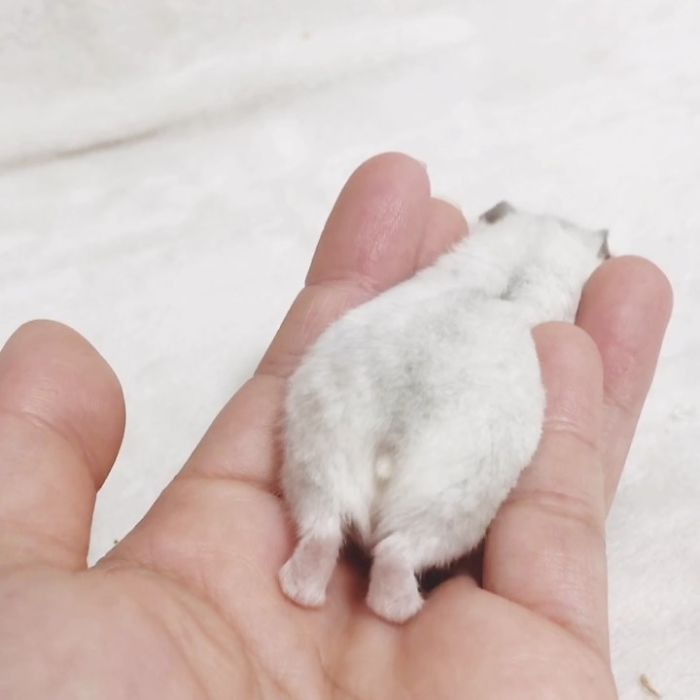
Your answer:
[279,202,609,623]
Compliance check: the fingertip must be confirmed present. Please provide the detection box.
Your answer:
[306,152,431,289]
[577,255,673,340]
[350,152,430,193]
[577,255,672,410]
[1,319,125,487]
[417,198,469,268]
[622,255,673,309]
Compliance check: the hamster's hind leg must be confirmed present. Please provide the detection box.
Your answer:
[366,533,423,623]
[366,496,487,623]
[279,516,343,608]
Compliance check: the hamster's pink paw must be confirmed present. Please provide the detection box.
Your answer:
[366,552,423,623]
[279,557,327,607]
[279,531,341,608]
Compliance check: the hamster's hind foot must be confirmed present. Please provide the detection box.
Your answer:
[366,537,423,623]
[279,530,341,608]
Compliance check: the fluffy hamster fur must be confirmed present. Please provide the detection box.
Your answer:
[279,202,609,622]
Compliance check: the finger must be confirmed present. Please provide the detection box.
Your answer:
[257,152,432,380]
[0,321,125,570]
[418,197,468,267]
[576,256,672,508]
[483,323,610,659]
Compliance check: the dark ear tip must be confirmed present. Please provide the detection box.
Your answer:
[598,229,611,259]
[480,200,516,224]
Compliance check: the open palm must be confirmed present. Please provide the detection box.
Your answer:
[0,154,671,699]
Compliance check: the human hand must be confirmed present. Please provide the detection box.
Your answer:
[0,154,671,699]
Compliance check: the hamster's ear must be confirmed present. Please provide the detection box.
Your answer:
[597,229,611,260]
[480,201,516,224]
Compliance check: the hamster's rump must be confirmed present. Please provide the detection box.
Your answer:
[283,291,544,566]
[278,204,606,622]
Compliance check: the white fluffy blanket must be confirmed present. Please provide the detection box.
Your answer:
[1,2,698,696]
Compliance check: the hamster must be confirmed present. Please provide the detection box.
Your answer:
[279,201,610,623]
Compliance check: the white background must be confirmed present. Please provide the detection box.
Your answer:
[1,2,698,696]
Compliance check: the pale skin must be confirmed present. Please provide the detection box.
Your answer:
[0,154,672,699]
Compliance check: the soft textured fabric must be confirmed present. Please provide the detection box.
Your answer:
[0,1,697,696]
